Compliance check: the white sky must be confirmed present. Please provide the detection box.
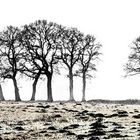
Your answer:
[1,0,140,101]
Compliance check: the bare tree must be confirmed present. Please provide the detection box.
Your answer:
[125,37,140,76]
[20,28,44,101]
[22,20,60,102]
[60,28,83,101]
[0,26,25,101]
[77,35,101,101]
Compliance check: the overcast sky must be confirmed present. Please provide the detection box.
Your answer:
[1,0,140,101]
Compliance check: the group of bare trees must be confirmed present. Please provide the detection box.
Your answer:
[1,19,139,102]
[0,20,101,102]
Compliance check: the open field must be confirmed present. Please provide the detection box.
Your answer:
[0,100,140,139]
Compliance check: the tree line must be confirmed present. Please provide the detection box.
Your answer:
[0,20,101,102]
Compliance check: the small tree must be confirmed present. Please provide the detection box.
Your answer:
[125,37,140,76]
[77,35,101,101]
[60,28,83,101]
[22,20,60,102]
[0,26,25,101]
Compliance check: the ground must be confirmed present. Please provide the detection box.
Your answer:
[0,101,140,139]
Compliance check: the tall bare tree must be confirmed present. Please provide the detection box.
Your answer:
[77,35,101,101]
[125,37,140,76]
[59,28,83,101]
[0,26,25,101]
[22,20,60,102]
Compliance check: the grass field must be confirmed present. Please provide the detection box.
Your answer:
[0,100,140,139]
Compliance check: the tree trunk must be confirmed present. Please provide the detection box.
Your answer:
[69,69,75,101]
[0,84,5,101]
[82,72,86,102]
[12,78,21,101]
[47,73,53,102]
[30,73,40,101]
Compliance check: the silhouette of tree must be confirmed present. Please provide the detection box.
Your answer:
[21,27,43,101]
[0,26,25,101]
[22,20,60,102]
[76,35,101,101]
[59,28,84,101]
[125,37,140,76]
